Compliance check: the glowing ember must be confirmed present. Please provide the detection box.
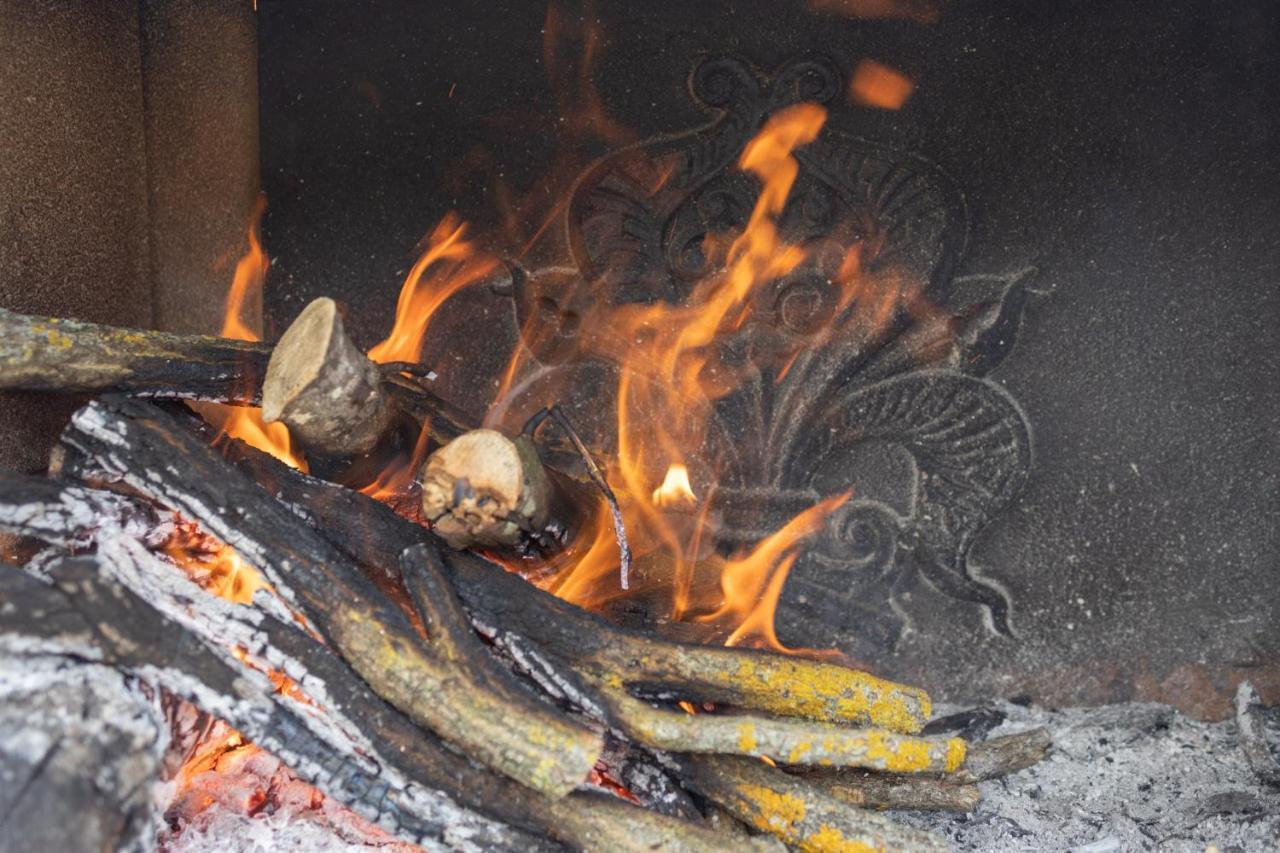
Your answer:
[652,463,697,512]
[162,519,267,605]
[849,58,916,110]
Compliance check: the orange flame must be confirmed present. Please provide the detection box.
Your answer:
[163,519,267,605]
[849,59,916,110]
[202,197,307,471]
[808,0,943,23]
[699,491,850,653]
[367,213,498,365]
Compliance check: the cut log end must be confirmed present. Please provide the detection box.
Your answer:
[420,429,551,550]
[262,297,393,456]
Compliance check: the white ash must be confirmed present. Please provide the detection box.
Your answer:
[902,701,1280,851]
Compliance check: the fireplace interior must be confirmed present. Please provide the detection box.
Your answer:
[1,1,1278,851]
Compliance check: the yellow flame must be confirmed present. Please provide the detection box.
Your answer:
[652,463,697,511]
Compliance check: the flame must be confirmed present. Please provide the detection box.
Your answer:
[202,197,307,471]
[849,59,916,110]
[515,103,840,652]
[699,491,850,653]
[163,519,268,605]
[367,213,498,365]
[652,463,697,511]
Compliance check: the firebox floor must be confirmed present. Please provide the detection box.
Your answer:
[163,701,1280,852]
[903,700,1280,852]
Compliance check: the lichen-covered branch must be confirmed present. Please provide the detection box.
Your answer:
[56,397,601,798]
[677,754,948,852]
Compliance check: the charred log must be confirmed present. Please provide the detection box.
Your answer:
[0,474,775,852]
[54,396,602,798]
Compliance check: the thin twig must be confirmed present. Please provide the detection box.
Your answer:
[524,405,633,589]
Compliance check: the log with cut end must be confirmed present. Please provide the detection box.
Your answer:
[0,306,469,447]
[261,297,393,456]
[56,397,602,799]
[420,428,552,549]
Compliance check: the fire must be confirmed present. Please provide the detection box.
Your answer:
[203,196,307,471]
[367,213,498,365]
[849,58,916,110]
[652,463,697,511]
[699,491,850,653]
[163,519,267,605]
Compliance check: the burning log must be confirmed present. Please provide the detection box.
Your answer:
[0,558,536,850]
[260,297,393,456]
[676,754,949,851]
[0,306,467,445]
[0,306,269,403]
[210,417,937,738]
[0,473,779,852]
[55,396,602,798]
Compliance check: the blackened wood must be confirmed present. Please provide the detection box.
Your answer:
[0,307,270,404]
[0,559,530,851]
[56,396,602,798]
[0,477,768,852]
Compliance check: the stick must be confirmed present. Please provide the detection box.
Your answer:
[599,687,965,772]
[952,727,1051,782]
[792,770,980,812]
[676,754,949,852]
[261,297,393,456]
[56,397,602,798]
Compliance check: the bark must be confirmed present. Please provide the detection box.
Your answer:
[676,754,948,852]
[0,306,269,403]
[55,397,601,798]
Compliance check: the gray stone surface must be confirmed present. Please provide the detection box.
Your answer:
[256,0,1280,717]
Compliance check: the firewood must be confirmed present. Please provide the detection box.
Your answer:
[212,425,937,736]
[790,769,981,812]
[952,726,1052,782]
[0,306,468,446]
[56,396,602,798]
[676,754,949,852]
[420,429,552,549]
[0,306,269,403]
[597,686,965,773]
[261,297,393,456]
[0,558,536,851]
[0,472,782,853]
